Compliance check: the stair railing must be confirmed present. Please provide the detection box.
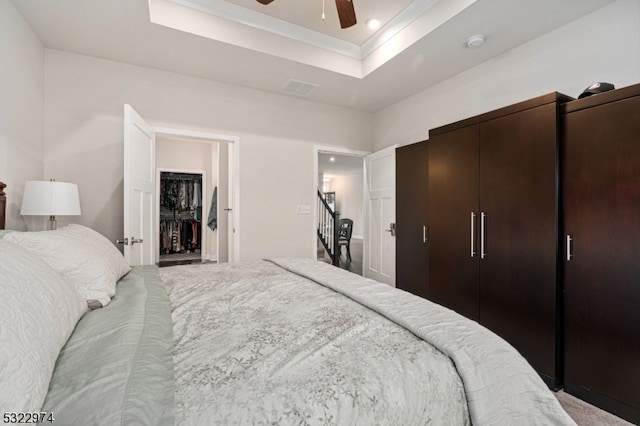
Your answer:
[317,190,340,266]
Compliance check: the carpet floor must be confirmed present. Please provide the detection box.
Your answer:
[555,390,634,425]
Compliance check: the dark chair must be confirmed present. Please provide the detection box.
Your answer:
[337,218,354,261]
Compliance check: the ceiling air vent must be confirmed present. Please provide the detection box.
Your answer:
[281,79,319,97]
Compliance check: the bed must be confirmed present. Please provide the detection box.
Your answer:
[0,182,576,425]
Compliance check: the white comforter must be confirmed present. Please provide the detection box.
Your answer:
[161,258,575,426]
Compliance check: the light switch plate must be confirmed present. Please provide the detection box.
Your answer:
[297,204,311,214]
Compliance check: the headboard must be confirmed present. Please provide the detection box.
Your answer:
[0,181,6,230]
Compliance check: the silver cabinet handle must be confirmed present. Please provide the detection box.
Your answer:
[116,238,129,245]
[470,212,476,258]
[130,238,143,246]
[566,234,573,261]
[480,212,487,259]
[423,225,428,243]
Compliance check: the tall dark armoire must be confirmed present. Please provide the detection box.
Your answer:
[562,83,640,424]
[426,92,572,389]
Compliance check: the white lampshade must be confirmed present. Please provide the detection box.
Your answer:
[21,180,81,216]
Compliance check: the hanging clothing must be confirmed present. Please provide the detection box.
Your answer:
[160,175,202,211]
[164,180,179,210]
[158,172,203,256]
[159,218,201,254]
[208,187,218,231]
[193,182,201,208]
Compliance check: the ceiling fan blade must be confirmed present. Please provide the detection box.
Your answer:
[336,0,358,28]
[335,0,357,29]
[256,0,274,4]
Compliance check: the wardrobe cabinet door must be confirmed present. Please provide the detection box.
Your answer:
[396,142,429,298]
[564,95,640,423]
[479,103,560,386]
[428,125,480,321]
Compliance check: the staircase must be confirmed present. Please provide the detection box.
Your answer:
[317,190,340,267]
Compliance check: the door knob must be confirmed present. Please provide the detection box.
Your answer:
[130,238,144,246]
[385,223,396,237]
[116,238,129,245]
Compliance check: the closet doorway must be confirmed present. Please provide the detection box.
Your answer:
[155,133,235,266]
[158,171,204,266]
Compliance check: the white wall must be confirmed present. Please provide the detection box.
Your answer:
[373,0,640,150]
[0,0,44,230]
[43,50,374,260]
[328,173,364,238]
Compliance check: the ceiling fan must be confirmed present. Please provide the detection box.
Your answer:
[255,0,357,29]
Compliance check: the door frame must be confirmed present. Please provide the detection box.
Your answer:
[153,126,240,262]
[313,146,370,261]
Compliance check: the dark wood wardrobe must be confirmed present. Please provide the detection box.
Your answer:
[562,83,640,424]
[397,92,572,389]
[0,181,5,230]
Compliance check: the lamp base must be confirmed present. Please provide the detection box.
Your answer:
[47,215,57,230]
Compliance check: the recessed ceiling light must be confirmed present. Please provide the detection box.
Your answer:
[330,157,336,162]
[466,34,485,48]
[366,19,381,30]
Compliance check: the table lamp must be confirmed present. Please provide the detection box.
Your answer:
[21,180,81,230]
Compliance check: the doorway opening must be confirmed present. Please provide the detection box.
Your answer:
[314,147,368,276]
[124,105,240,266]
[153,127,240,265]
[158,170,204,266]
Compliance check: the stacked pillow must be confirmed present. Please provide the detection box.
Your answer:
[0,224,132,411]
[4,224,131,308]
[0,239,88,411]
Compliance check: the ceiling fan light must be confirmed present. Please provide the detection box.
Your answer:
[366,19,381,30]
[466,34,485,48]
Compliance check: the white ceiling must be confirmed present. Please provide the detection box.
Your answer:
[185,0,417,46]
[11,0,616,112]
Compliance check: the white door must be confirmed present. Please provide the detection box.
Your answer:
[363,146,396,286]
[123,104,156,266]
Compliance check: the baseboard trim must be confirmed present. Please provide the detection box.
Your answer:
[539,372,562,392]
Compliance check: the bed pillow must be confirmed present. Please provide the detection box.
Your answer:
[4,224,131,308]
[0,239,88,412]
